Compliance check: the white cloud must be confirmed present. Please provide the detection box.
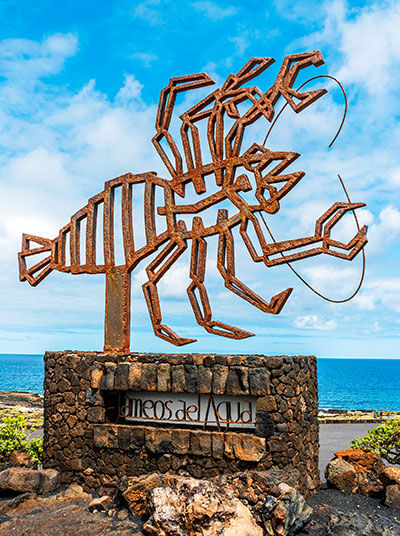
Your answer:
[133,0,164,25]
[354,277,400,313]
[300,263,360,298]
[0,33,78,83]
[335,1,400,95]
[132,51,158,67]
[300,0,400,95]
[45,33,78,56]
[0,33,160,276]
[367,205,400,253]
[293,314,338,330]
[191,1,237,19]
[388,167,400,187]
[115,74,143,103]
[229,35,250,56]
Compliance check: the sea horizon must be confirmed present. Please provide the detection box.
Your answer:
[1,354,400,412]
[2,353,400,359]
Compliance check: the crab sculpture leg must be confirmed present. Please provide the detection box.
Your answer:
[186,217,254,339]
[152,73,214,190]
[216,210,292,314]
[142,222,197,346]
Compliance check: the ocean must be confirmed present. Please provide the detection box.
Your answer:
[0,355,400,411]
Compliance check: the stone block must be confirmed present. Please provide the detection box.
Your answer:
[130,427,145,449]
[190,431,212,456]
[157,363,171,392]
[100,362,117,390]
[211,365,228,394]
[266,356,283,370]
[268,439,287,453]
[122,474,162,516]
[224,433,266,462]
[256,396,277,412]
[171,366,186,392]
[225,367,249,395]
[249,368,270,395]
[184,365,198,393]
[85,388,103,406]
[256,412,274,438]
[212,432,224,459]
[197,367,212,393]
[0,467,40,493]
[91,363,103,389]
[89,495,112,512]
[114,363,130,390]
[385,484,400,508]
[118,426,131,450]
[141,364,157,391]
[57,379,70,392]
[145,427,190,455]
[87,407,105,424]
[128,363,142,391]
[325,458,358,492]
[93,426,109,448]
[145,428,173,454]
[63,392,76,406]
[66,415,78,428]
[380,466,400,487]
[70,459,83,472]
[192,354,205,366]
[38,469,60,494]
[108,426,119,449]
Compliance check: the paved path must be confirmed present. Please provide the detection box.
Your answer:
[319,423,378,480]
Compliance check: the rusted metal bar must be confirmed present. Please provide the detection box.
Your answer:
[104,269,131,353]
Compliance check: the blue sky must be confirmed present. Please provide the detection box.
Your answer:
[1,0,400,357]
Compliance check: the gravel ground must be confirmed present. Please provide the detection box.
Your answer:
[308,487,400,525]
[297,487,400,535]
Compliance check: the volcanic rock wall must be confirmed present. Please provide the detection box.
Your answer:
[43,352,319,495]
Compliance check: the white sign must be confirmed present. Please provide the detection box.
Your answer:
[121,391,256,430]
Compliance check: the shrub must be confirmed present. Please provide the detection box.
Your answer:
[0,414,43,464]
[351,419,400,464]
[28,436,44,464]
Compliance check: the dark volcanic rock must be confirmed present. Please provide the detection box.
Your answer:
[297,487,400,536]
[0,494,142,536]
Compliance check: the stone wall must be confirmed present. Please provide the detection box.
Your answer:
[43,352,319,496]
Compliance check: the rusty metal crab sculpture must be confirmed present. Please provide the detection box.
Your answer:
[19,50,367,352]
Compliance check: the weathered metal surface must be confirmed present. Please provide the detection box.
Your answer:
[18,50,367,352]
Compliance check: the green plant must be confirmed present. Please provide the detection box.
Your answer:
[0,415,43,464]
[351,419,400,464]
[28,436,44,464]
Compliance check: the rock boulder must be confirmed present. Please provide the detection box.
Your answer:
[380,466,400,487]
[0,467,60,495]
[384,484,400,509]
[325,458,358,492]
[121,470,312,536]
[334,449,385,474]
[7,451,37,469]
[325,449,389,497]
[142,475,263,536]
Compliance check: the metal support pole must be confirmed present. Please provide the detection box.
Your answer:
[104,269,131,352]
